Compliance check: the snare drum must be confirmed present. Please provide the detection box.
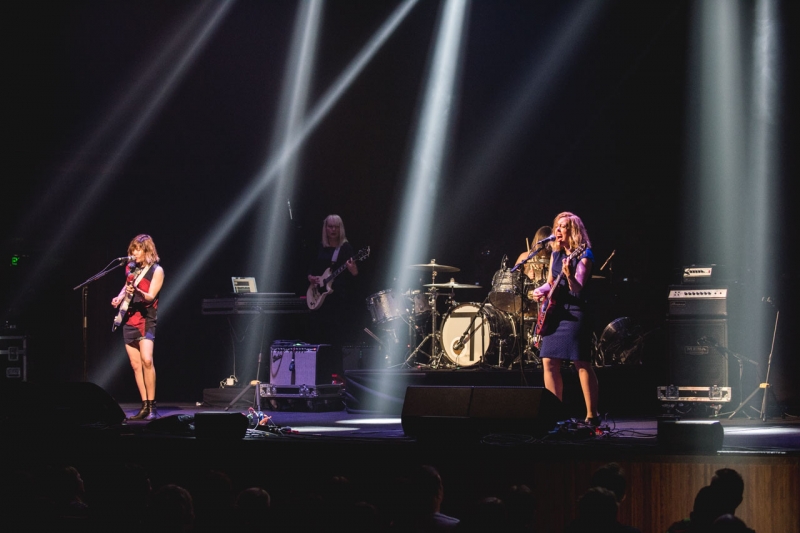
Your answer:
[489,269,524,313]
[366,290,404,328]
[440,303,516,367]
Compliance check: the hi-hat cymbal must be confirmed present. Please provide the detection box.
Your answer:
[409,261,460,272]
[424,278,481,289]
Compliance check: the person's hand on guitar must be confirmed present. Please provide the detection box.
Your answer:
[531,285,550,303]
[308,274,322,286]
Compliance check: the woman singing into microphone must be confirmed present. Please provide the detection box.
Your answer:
[111,234,164,420]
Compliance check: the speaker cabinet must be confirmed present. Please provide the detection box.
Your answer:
[657,418,724,452]
[667,319,728,387]
[401,386,564,439]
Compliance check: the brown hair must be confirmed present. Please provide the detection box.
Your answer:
[128,234,160,264]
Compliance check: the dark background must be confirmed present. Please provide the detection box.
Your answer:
[2,1,797,407]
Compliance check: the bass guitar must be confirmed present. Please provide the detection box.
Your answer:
[306,247,370,310]
[533,243,587,346]
[112,263,145,331]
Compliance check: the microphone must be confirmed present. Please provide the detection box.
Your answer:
[453,337,465,353]
[536,235,556,245]
[116,255,135,263]
[287,200,293,220]
[500,254,507,270]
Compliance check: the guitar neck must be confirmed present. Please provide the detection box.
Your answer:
[325,256,353,283]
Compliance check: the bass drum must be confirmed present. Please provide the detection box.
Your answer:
[440,303,516,367]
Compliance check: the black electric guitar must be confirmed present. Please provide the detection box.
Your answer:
[306,247,370,310]
[533,243,587,345]
[112,263,144,332]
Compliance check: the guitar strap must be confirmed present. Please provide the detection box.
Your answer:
[330,246,342,265]
[131,264,152,293]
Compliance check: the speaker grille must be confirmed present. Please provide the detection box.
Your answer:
[666,319,728,387]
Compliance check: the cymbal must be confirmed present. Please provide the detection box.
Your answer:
[424,279,481,289]
[408,261,460,272]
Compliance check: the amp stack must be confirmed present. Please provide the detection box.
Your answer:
[658,265,732,413]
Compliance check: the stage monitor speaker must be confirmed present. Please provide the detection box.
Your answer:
[667,319,728,387]
[1,381,126,429]
[657,418,724,452]
[194,412,248,439]
[401,386,564,439]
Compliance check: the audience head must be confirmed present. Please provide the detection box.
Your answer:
[576,487,619,527]
[590,462,627,503]
[149,484,194,532]
[710,468,744,514]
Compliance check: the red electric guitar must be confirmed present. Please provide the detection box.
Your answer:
[112,264,144,331]
[533,243,587,346]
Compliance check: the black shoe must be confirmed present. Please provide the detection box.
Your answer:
[128,401,150,420]
[143,401,160,420]
[585,416,602,427]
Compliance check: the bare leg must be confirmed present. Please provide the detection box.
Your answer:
[542,357,563,400]
[574,360,599,419]
[138,338,156,401]
[125,343,147,401]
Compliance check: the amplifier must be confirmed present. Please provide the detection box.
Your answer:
[667,287,727,317]
[269,343,339,386]
[1,336,27,381]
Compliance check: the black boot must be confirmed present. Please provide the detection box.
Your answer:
[144,400,160,420]
[128,401,150,420]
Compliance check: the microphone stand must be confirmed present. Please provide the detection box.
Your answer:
[724,303,780,420]
[73,258,130,382]
[508,244,546,372]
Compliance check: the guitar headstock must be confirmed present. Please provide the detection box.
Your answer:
[356,247,370,261]
[569,243,587,261]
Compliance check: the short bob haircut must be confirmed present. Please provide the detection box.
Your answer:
[128,234,160,265]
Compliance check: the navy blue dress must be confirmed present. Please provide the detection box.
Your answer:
[538,248,594,362]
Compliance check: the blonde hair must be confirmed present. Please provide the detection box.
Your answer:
[532,225,553,256]
[551,212,591,252]
[128,234,160,264]
[321,215,348,247]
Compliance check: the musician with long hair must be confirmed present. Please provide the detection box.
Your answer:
[111,234,164,420]
[531,212,600,425]
[307,215,358,351]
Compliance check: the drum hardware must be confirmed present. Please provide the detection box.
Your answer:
[402,260,462,368]
[401,287,452,369]
[423,279,482,290]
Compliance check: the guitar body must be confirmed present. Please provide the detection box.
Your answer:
[533,244,587,347]
[306,267,333,310]
[306,247,370,310]
[112,266,142,331]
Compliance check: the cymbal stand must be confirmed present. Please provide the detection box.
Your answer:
[402,287,446,368]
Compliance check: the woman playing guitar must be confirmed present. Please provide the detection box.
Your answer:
[111,234,164,421]
[531,212,600,427]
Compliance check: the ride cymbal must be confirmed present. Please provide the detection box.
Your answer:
[408,261,460,272]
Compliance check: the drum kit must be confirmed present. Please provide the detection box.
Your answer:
[365,256,550,369]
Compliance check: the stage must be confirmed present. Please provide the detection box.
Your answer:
[2,368,799,532]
